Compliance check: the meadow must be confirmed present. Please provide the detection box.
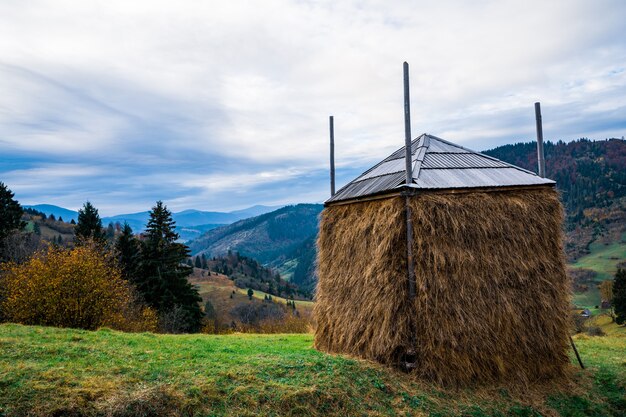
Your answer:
[0,318,624,417]
[571,234,626,309]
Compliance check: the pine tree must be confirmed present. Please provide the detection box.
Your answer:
[115,223,141,282]
[70,219,76,225]
[139,201,202,332]
[49,214,56,222]
[75,202,105,244]
[0,182,25,242]
[614,269,626,325]
[194,256,202,269]
[58,216,63,222]
[33,222,41,236]
[247,288,254,300]
[106,222,115,241]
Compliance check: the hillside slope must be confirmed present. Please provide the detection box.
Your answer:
[189,204,322,273]
[484,138,626,261]
[1,323,624,416]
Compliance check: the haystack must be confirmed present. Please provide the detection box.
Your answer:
[314,134,570,386]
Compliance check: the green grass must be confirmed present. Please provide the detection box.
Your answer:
[571,235,626,308]
[571,239,626,281]
[1,323,625,416]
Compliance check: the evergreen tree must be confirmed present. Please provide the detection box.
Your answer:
[139,201,202,332]
[247,288,254,300]
[33,222,41,236]
[115,223,141,282]
[49,214,56,221]
[70,219,76,225]
[106,222,115,241]
[614,269,626,325]
[75,202,105,244]
[0,182,25,242]
[58,216,63,222]
[186,258,193,267]
[194,256,202,269]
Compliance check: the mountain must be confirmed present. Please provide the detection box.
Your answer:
[483,138,626,261]
[23,205,78,222]
[22,204,283,236]
[188,204,323,288]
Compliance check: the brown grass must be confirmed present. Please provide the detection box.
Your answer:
[315,187,571,386]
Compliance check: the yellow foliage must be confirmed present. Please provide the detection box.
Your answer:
[0,242,156,332]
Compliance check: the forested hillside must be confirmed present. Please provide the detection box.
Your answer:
[191,251,310,299]
[189,204,322,283]
[484,138,626,261]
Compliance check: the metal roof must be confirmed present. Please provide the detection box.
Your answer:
[327,134,555,204]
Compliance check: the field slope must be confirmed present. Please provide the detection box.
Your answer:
[0,323,624,417]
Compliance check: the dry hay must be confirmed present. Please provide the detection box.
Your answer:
[314,187,570,386]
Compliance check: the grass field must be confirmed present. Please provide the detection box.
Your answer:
[0,321,624,417]
[571,235,626,308]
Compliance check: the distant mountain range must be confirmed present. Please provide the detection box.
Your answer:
[23,204,283,240]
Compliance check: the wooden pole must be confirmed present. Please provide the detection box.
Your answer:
[535,102,546,178]
[570,336,585,369]
[329,116,336,197]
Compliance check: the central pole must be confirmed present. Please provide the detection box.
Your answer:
[402,62,417,370]
[403,62,413,184]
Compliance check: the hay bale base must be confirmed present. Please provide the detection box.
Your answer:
[314,187,570,386]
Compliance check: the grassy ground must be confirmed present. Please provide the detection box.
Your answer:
[0,322,624,417]
[571,235,626,308]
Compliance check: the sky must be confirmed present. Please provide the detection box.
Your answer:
[1,0,625,215]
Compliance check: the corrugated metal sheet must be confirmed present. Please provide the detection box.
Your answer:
[331,171,406,201]
[414,167,552,189]
[326,134,555,204]
[421,153,506,169]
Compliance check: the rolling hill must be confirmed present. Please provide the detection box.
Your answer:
[188,204,323,292]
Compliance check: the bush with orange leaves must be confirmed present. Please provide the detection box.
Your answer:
[0,241,157,332]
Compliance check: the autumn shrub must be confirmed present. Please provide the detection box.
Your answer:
[0,242,157,331]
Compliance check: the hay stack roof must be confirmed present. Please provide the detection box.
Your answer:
[327,134,554,204]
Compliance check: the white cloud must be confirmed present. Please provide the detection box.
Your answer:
[0,0,625,212]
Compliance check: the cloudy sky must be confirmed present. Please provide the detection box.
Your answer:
[1,0,625,215]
